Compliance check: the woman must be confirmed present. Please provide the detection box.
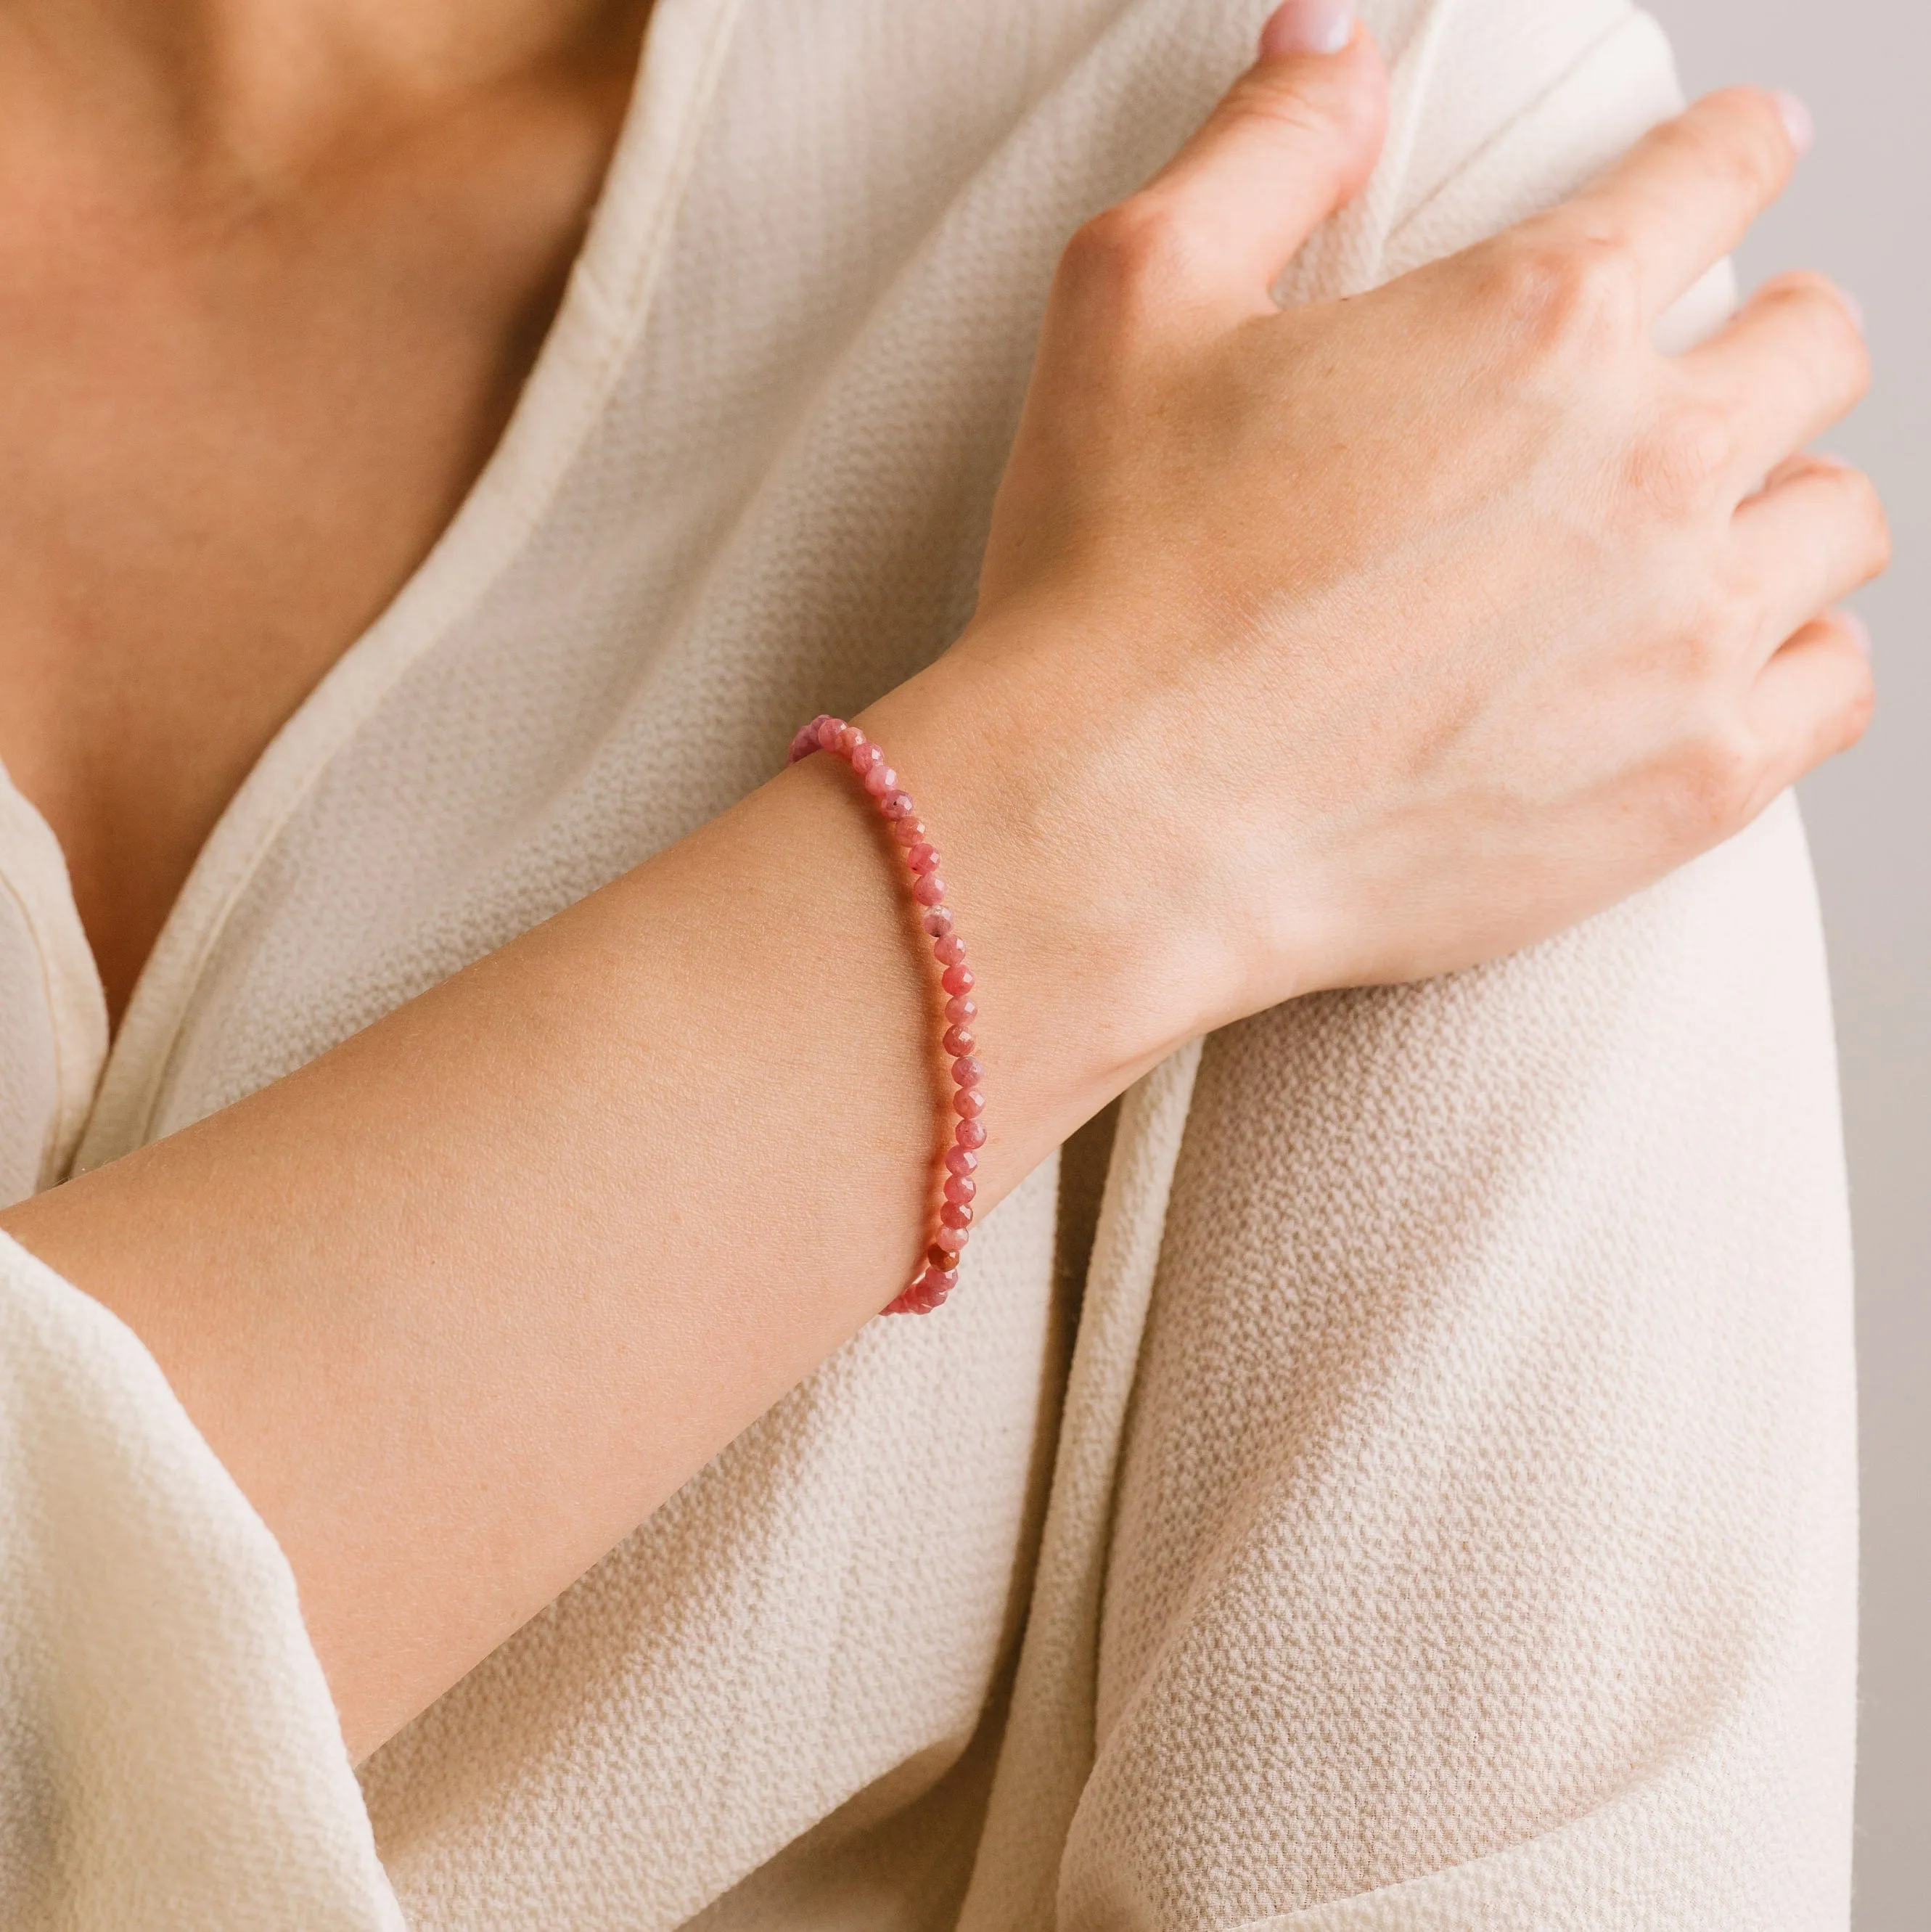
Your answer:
[0,0,1879,1923]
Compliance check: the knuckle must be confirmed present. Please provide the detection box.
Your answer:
[1667,716,1763,837]
[1625,401,1735,520]
[1833,653,1878,751]
[1763,272,1871,390]
[1845,468,1893,578]
[1678,581,1745,676]
[1233,59,1386,162]
[1809,462,1893,581]
[1487,228,1639,360]
[1059,197,1193,303]
[1224,70,1346,147]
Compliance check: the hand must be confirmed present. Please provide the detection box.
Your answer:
[879,11,1884,1065]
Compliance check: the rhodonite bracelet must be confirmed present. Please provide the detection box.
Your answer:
[787,713,983,1315]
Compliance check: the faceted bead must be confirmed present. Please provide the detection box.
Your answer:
[880,791,914,820]
[932,934,967,966]
[913,874,946,906]
[940,1202,974,1230]
[833,725,864,758]
[907,843,940,873]
[788,725,821,764]
[940,962,975,995]
[944,1175,977,1206]
[862,763,898,797]
[951,1055,983,1087]
[944,1145,978,1176]
[944,995,977,1024]
[816,716,845,750]
[850,742,885,776]
[941,1024,974,1057]
[927,1241,962,1271]
[893,816,927,846]
[955,1118,987,1150]
[924,1268,959,1297]
[922,908,955,938]
[953,1087,986,1118]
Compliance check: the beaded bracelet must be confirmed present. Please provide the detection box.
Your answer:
[787,713,983,1316]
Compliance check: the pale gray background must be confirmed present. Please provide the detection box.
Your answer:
[1645,4,1927,1925]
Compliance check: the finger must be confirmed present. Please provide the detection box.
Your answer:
[1747,447,1832,502]
[1538,87,1808,322]
[1745,611,1874,798]
[1731,456,1890,662]
[1131,1,1387,303]
[1681,271,1867,482]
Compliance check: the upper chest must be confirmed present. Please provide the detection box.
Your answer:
[0,79,626,1023]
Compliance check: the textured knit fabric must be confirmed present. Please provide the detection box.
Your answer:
[0,0,1855,1926]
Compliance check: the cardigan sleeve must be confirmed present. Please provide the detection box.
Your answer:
[0,1230,401,1929]
[1049,5,1858,1928]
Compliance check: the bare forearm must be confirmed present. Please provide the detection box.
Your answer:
[0,649,1136,1758]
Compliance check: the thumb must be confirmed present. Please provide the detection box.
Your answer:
[1140,2,1386,304]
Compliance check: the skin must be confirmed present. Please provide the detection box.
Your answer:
[0,0,1887,1760]
[0,0,648,1020]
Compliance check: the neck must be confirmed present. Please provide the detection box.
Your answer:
[0,0,647,189]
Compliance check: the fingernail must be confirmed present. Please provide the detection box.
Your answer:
[1772,89,1813,157]
[1843,610,1871,658]
[1260,0,1356,58]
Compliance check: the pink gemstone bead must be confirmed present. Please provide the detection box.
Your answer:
[790,713,999,1314]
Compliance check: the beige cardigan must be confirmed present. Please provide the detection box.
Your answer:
[0,1,1855,1925]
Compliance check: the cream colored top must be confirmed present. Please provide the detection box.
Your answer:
[0,1,1856,1926]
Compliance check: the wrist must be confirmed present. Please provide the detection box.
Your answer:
[854,610,1227,1125]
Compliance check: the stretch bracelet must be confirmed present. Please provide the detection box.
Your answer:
[787,713,984,1316]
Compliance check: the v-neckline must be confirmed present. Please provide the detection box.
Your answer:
[0,0,749,1185]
